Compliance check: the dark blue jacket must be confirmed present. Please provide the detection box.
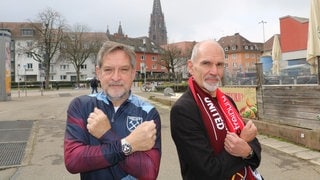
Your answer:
[64,92,161,180]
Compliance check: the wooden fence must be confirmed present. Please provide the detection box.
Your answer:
[256,85,320,130]
[254,63,320,150]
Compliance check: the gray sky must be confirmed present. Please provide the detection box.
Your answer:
[0,0,310,43]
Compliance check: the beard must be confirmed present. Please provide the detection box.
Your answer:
[203,75,221,92]
[105,82,130,101]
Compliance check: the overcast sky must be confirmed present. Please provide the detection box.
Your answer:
[0,0,310,43]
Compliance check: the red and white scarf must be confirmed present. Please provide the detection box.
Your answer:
[188,77,255,180]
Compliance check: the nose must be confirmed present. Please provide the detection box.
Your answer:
[209,64,219,75]
[111,69,121,81]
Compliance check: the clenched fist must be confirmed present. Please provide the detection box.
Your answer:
[87,107,111,138]
[125,120,157,152]
[224,132,252,158]
[240,120,257,142]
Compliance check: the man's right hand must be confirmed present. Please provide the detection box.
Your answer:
[125,120,157,152]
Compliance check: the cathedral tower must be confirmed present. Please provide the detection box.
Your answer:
[148,0,167,45]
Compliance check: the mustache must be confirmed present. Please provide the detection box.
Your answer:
[109,82,123,86]
[205,75,221,81]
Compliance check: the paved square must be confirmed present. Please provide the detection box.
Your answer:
[0,120,33,168]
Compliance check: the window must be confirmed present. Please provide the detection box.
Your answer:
[231,46,237,50]
[21,29,34,36]
[141,55,145,60]
[27,63,33,69]
[60,43,67,49]
[152,56,157,61]
[244,46,248,50]
[232,54,236,59]
[26,52,32,58]
[60,65,69,70]
[26,41,33,47]
[60,75,67,80]
[83,43,89,49]
[152,64,157,69]
[245,53,249,58]
[81,64,87,69]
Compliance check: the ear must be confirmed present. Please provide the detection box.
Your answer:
[95,66,100,79]
[187,60,194,75]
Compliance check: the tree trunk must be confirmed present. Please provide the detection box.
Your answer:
[76,67,80,88]
[45,63,50,89]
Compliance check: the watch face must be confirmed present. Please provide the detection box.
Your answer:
[122,143,132,155]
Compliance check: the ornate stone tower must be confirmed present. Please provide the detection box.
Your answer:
[148,0,168,45]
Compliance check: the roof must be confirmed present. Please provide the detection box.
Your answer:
[279,15,309,24]
[64,31,109,42]
[161,41,196,56]
[264,34,280,52]
[218,33,263,53]
[107,34,162,54]
[0,22,42,39]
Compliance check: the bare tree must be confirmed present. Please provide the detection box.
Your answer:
[159,45,183,80]
[159,42,196,81]
[19,8,66,88]
[59,24,107,86]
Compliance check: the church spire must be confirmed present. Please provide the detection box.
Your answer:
[148,0,167,45]
[106,25,110,35]
[117,21,123,36]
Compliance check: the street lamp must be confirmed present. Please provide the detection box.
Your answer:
[259,20,267,43]
[23,65,27,96]
[17,64,20,98]
[143,38,147,84]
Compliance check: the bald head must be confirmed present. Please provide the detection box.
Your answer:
[190,40,225,62]
[188,39,225,95]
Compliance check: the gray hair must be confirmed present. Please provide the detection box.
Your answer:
[97,41,136,68]
[190,40,225,62]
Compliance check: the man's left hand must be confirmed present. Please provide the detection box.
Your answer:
[240,120,257,142]
[87,107,111,138]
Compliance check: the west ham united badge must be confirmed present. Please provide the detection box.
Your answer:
[126,116,143,132]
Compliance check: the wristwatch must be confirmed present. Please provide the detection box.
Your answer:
[245,149,254,159]
[121,138,132,156]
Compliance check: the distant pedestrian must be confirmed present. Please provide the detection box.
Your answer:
[55,81,59,90]
[90,77,99,94]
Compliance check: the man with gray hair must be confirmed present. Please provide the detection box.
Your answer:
[170,40,262,180]
[64,41,161,180]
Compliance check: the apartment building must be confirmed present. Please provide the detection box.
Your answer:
[218,33,263,77]
[106,24,167,80]
[1,22,166,84]
[280,16,309,65]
